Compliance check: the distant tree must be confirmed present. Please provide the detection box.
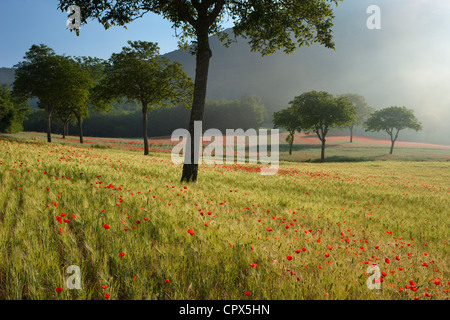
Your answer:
[272,107,303,155]
[13,45,89,143]
[364,106,422,154]
[0,84,30,133]
[291,91,355,162]
[95,41,193,155]
[58,0,343,182]
[339,93,375,143]
[72,56,111,144]
[55,104,74,139]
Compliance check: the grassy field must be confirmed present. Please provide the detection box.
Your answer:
[0,132,448,300]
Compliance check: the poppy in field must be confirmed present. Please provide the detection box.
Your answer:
[385,258,390,264]
[55,287,63,293]
[188,229,195,235]
[104,224,110,229]
[105,294,110,299]
[245,291,250,296]
[287,256,293,261]
[119,252,125,258]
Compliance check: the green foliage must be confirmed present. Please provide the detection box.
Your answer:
[273,107,302,136]
[364,106,422,154]
[289,90,355,162]
[290,91,356,140]
[365,106,422,136]
[272,106,303,153]
[24,96,266,138]
[57,1,342,55]
[96,40,193,112]
[0,84,30,133]
[338,93,375,128]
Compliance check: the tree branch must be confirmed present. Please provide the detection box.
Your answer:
[207,0,225,26]
[173,0,198,29]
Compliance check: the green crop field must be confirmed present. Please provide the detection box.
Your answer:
[0,132,448,300]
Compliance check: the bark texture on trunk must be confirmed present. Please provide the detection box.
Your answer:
[142,104,149,155]
[77,115,83,144]
[320,139,326,163]
[181,29,212,183]
[46,109,52,143]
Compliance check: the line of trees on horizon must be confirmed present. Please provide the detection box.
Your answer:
[273,91,422,161]
[9,41,196,156]
[22,95,266,139]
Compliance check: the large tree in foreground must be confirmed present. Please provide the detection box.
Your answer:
[364,106,422,154]
[96,41,193,155]
[272,107,303,155]
[338,93,375,143]
[58,0,342,181]
[291,91,355,163]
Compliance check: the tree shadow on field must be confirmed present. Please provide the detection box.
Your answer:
[308,155,385,163]
[279,144,323,153]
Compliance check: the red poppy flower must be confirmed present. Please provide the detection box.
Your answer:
[55,287,63,293]
[287,256,293,261]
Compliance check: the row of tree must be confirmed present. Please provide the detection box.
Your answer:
[23,95,266,138]
[273,91,422,161]
[12,41,194,155]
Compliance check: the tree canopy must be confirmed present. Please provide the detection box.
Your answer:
[365,106,422,154]
[0,84,30,133]
[290,90,355,162]
[95,40,193,155]
[338,93,375,143]
[272,106,303,155]
[13,44,91,143]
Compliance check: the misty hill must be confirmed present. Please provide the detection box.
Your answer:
[163,1,450,146]
[0,68,14,85]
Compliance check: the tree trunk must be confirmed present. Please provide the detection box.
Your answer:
[349,124,354,143]
[181,29,212,183]
[320,138,326,163]
[77,115,83,144]
[62,119,69,139]
[65,120,69,137]
[46,109,52,143]
[390,140,395,154]
[142,104,149,155]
